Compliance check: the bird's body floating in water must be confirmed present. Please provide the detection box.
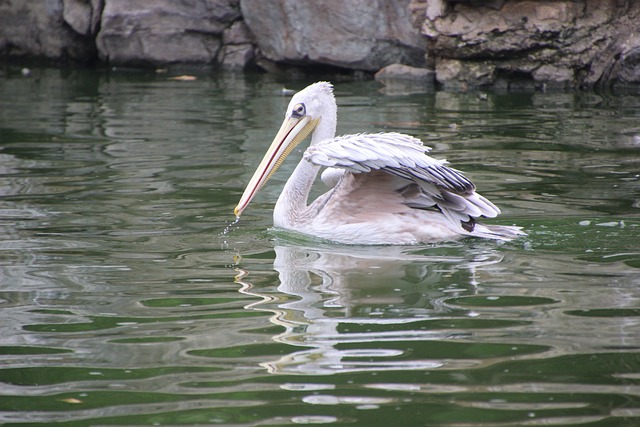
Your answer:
[234,82,524,245]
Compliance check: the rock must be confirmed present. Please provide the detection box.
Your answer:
[587,32,640,86]
[435,58,495,88]
[422,0,640,87]
[0,0,95,62]
[219,20,254,69]
[3,0,640,88]
[425,0,446,20]
[532,65,573,83]
[375,64,435,95]
[63,0,103,36]
[375,64,434,82]
[96,0,240,65]
[222,20,253,46]
[617,47,640,85]
[220,44,254,69]
[240,0,426,71]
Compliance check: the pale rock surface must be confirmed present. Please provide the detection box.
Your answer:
[375,63,434,82]
[63,0,103,36]
[240,0,426,71]
[95,0,240,65]
[375,63,435,95]
[422,0,640,87]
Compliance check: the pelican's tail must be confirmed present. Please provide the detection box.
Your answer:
[471,223,527,241]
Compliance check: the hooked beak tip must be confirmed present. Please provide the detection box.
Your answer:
[234,206,242,218]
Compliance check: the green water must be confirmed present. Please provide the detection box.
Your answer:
[0,67,639,426]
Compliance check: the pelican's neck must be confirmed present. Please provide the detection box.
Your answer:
[273,111,337,228]
[273,159,319,227]
[310,104,337,146]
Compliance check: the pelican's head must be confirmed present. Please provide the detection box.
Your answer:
[234,82,336,218]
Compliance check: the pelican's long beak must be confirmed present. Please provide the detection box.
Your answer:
[234,115,319,217]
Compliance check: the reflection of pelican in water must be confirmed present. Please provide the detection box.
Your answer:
[235,81,524,244]
[236,242,504,375]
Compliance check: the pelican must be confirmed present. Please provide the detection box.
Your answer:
[234,82,524,245]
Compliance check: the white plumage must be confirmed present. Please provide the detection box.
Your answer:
[235,81,525,244]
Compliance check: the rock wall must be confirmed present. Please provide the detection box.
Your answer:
[421,0,640,88]
[0,0,252,69]
[96,0,241,66]
[1,0,639,87]
[241,0,425,71]
[0,0,97,62]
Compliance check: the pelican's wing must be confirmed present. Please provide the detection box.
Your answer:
[305,132,474,193]
[304,132,501,224]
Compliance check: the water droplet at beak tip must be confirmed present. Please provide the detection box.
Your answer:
[234,205,244,220]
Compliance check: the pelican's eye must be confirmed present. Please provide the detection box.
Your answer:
[291,103,306,118]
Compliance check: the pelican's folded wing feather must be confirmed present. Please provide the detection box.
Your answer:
[304,132,475,194]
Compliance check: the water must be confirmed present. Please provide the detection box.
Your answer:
[0,67,639,426]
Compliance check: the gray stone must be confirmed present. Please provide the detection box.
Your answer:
[436,58,496,88]
[617,48,640,84]
[0,0,95,61]
[532,65,573,83]
[375,64,434,82]
[588,32,640,86]
[240,0,426,71]
[425,0,446,20]
[3,0,640,88]
[375,64,435,95]
[63,0,103,36]
[223,20,253,46]
[422,0,640,87]
[96,0,240,65]
[220,44,254,69]
[220,20,254,69]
